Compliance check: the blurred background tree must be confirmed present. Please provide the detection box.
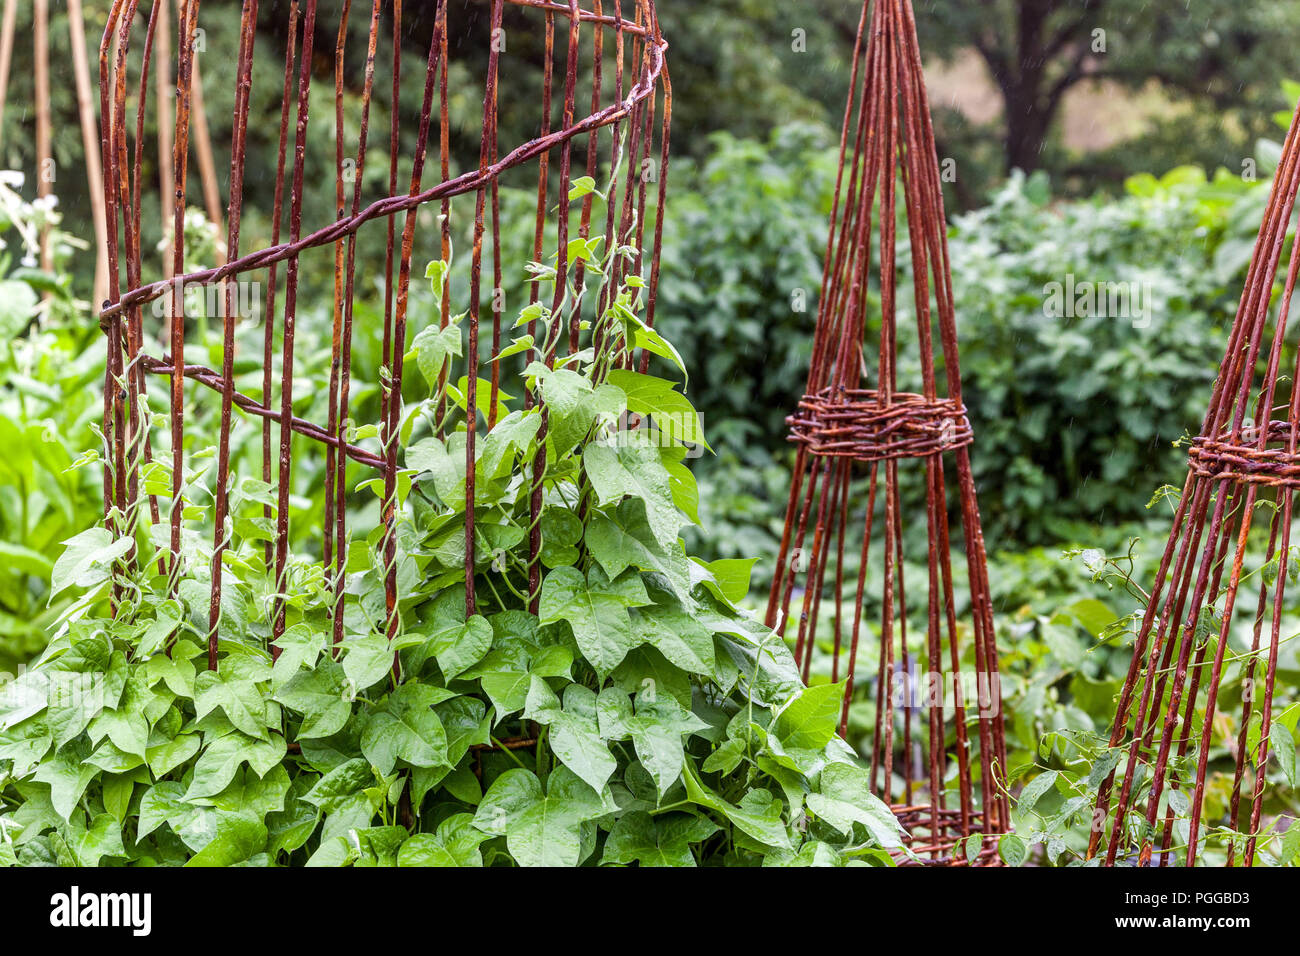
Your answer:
[913,0,1300,194]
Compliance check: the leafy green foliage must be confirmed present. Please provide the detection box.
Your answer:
[0,208,902,867]
[998,535,1300,866]
[0,176,102,675]
[949,166,1264,542]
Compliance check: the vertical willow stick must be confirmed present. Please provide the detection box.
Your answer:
[34,0,52,272]
[68,0,110,309]
[187,30,226,265]
[157,0,175,282]
[0,0,16,148]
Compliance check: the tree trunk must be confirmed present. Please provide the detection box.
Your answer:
[1003,90,1053,174]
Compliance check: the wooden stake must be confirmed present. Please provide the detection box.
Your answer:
[190,51,226,265]
[34,0,51,272]
[179,0,224,266]
[157,0,175,280]
[68,0,110,309]
[0,0,16,148]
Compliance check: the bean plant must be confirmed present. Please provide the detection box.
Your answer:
[0,194,904,867]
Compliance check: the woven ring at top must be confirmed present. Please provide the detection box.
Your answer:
[786,387,973,462]
[1188,419,1300,489]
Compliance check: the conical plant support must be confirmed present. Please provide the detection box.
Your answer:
[1090,96,1300,869]
[96,0,670,670]
[766,0,1008,865]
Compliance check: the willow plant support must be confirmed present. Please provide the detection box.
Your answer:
[1089,93,1300,869]
[96,0,671,688]
[766,0,1009,865]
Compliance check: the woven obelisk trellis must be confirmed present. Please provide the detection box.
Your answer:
[1089,100,1300,869]
[96,0,669,668]
[765,0,1008,864]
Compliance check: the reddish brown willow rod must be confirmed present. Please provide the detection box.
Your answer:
[1088,93,1300,870]
[766,0,1008,866]
[97,2,670,669]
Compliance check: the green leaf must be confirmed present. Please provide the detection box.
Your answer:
[605,369,710,450]
[999,832,1028,867]
[1017,770,1059,816]
[274,660,353,739]
[583,441,682,550]
[210,765,292,819]
[1276,818,1300,866]
[630,596,716,677]
[398,814,489,867]
[139,782,204,843]
[450,376,514,427]
[524,679,617,793]
[348,826,409,867]
[266,779,321,859]
[610,646,694,709]
[539,566,650,679]
[411,321,463,391]
[477,410,541,482]
[407,435,465,507]
[1086,749,1123,789]
[585,507,693,604]
[304,759,376,814]
[1069,598,1117,637]
[184,732,287,801]
[602,810,718,867]
[341,631,401,693]
[33,739,98,820]
[567,175,598,201]
[360,683,451,774]
[70,813,127,867]
[193,670,272,741]
[472,767,615,867]
[425,258,449,300]
[622,695,709,797]
[426,615,493,681]
[146,732,201,777]
[185,815,268,867]
[137,600,184,659]
[102,774,135,824]
[805,762,904,848]
[630,324,689,386]
[695,557,756,605]
[702,737,746,775]
[87,678,152,759]
[680,764,791,851]
[436,696,492,765]
[271,623,328,685]
[476,645,573,722]
[539,507,583,569]
[772,682,845,751]
[538,367,597,455]
[50,528,132,598]
[1271,722,1297,788]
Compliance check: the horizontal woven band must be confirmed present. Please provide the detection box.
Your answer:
[1188,420,1300,489]
[787,387,973,462]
